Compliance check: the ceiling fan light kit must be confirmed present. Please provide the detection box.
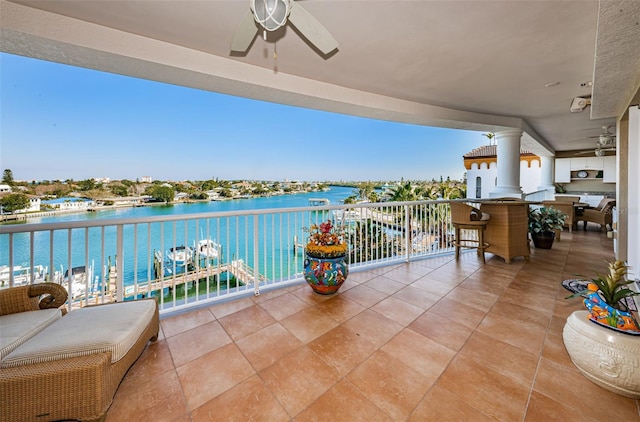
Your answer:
[231,0,339,55]
[251,0,290,31]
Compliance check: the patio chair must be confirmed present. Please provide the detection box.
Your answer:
[1,284,159,422]
[576,198,616,231]
[450,202,490,263]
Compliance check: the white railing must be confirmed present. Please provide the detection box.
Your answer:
[0,201,455,315]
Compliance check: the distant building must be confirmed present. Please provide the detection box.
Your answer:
[464,145,541,199]
[0,185,41,214]
[42,197,95,211]
[24,196,41,213]
[94,177,110,184]
[140,176,153,183]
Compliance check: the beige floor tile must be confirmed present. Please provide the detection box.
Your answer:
[371,295,425,326]
[314,294,366,323]
[381,328,456,382]
[409,276,454,296]
[340,283,388,308]
[363,275,407,295]
[428,297,487,329]
[308,325,378,376]
[458,330,538,387]
[166,320,232,367]
[258,292,311,320]
[445,285,500,312]
[391,285,440,310]
[540,331,575,369]
[160,307,215,338]
[437,354,530,421]
[120,340,174,389]
[533,357,639,420]
[342,309,404,348]
[279,304,340,343]
[524,390,600,422]
[176,342,255,411]
[408,385,494,422]
[347,350,433,420]
[476,311,547,354]
[191,375,289,422]
[295,380,392,422]
[260,346,340,417]
[489,299,551,329]
[208,297,256,319]
[408,310,474,351]
[235,322,303,371]
[382,266,427,284]
[107,369,188,422]
[218,304,276,341]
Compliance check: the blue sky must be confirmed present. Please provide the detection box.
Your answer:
[1,52,488,182]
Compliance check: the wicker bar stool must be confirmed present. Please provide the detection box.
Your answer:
[450,202,490,263]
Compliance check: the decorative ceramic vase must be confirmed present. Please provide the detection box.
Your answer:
[563,310,640,398]
[531,231,555,249]
[303,253,348,295]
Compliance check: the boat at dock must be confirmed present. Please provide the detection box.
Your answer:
[62,266,90,299]
[196,239,220,260]
[308,198,330,206]
[0,265,47,288]
[167,246,194,266]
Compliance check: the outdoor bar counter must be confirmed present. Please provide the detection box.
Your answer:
[469,199,533,264]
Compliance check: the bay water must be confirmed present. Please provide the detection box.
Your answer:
[1,186,354,286]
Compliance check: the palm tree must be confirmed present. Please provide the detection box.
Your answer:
[389,181,418,202]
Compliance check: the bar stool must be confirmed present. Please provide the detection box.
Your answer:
[450,202,490,263]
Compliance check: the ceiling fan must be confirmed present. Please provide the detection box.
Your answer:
[574,126,616,156]
[230,0,339,55]
[592,125,616,147]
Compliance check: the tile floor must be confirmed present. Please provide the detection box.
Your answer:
[106,229,640,421]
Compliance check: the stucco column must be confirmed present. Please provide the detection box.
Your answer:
[489,129,524,198]
[537,155,556,199]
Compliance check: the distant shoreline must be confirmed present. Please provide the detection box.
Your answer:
[1,189,331,224]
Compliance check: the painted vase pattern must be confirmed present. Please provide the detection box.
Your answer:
[303,254,348,295]
[584,290,640,333]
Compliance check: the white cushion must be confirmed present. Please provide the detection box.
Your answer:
[0,309,62,360]
[1,300,155,368]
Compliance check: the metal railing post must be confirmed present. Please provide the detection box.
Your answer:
[405,205,411,262]
[116,224,124,302]
[253,214,260,296]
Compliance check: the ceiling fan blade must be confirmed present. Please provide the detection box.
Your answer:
[230,11,259,52]
[288,2,338,54]
[574,151,594,156]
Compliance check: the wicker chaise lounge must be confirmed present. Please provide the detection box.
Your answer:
[0,283,159,422]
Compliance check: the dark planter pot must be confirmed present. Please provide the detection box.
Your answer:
[303,254,349,295]
[531,231,555,249]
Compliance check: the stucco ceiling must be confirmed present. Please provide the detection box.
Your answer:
[2,0,639,156]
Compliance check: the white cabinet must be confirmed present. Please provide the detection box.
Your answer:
[555,158,571,183]
[603,156,616,183]
[570,157,603,170]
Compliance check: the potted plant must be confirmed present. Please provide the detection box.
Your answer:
[528,206,566,249]
[563,260,640,398]
[565,260,639,332]
[303,219,349,295]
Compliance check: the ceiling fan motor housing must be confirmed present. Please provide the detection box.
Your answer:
[251,0,291,31]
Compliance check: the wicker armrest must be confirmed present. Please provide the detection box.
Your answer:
[0,283,68,316]
[29,283,68,311]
